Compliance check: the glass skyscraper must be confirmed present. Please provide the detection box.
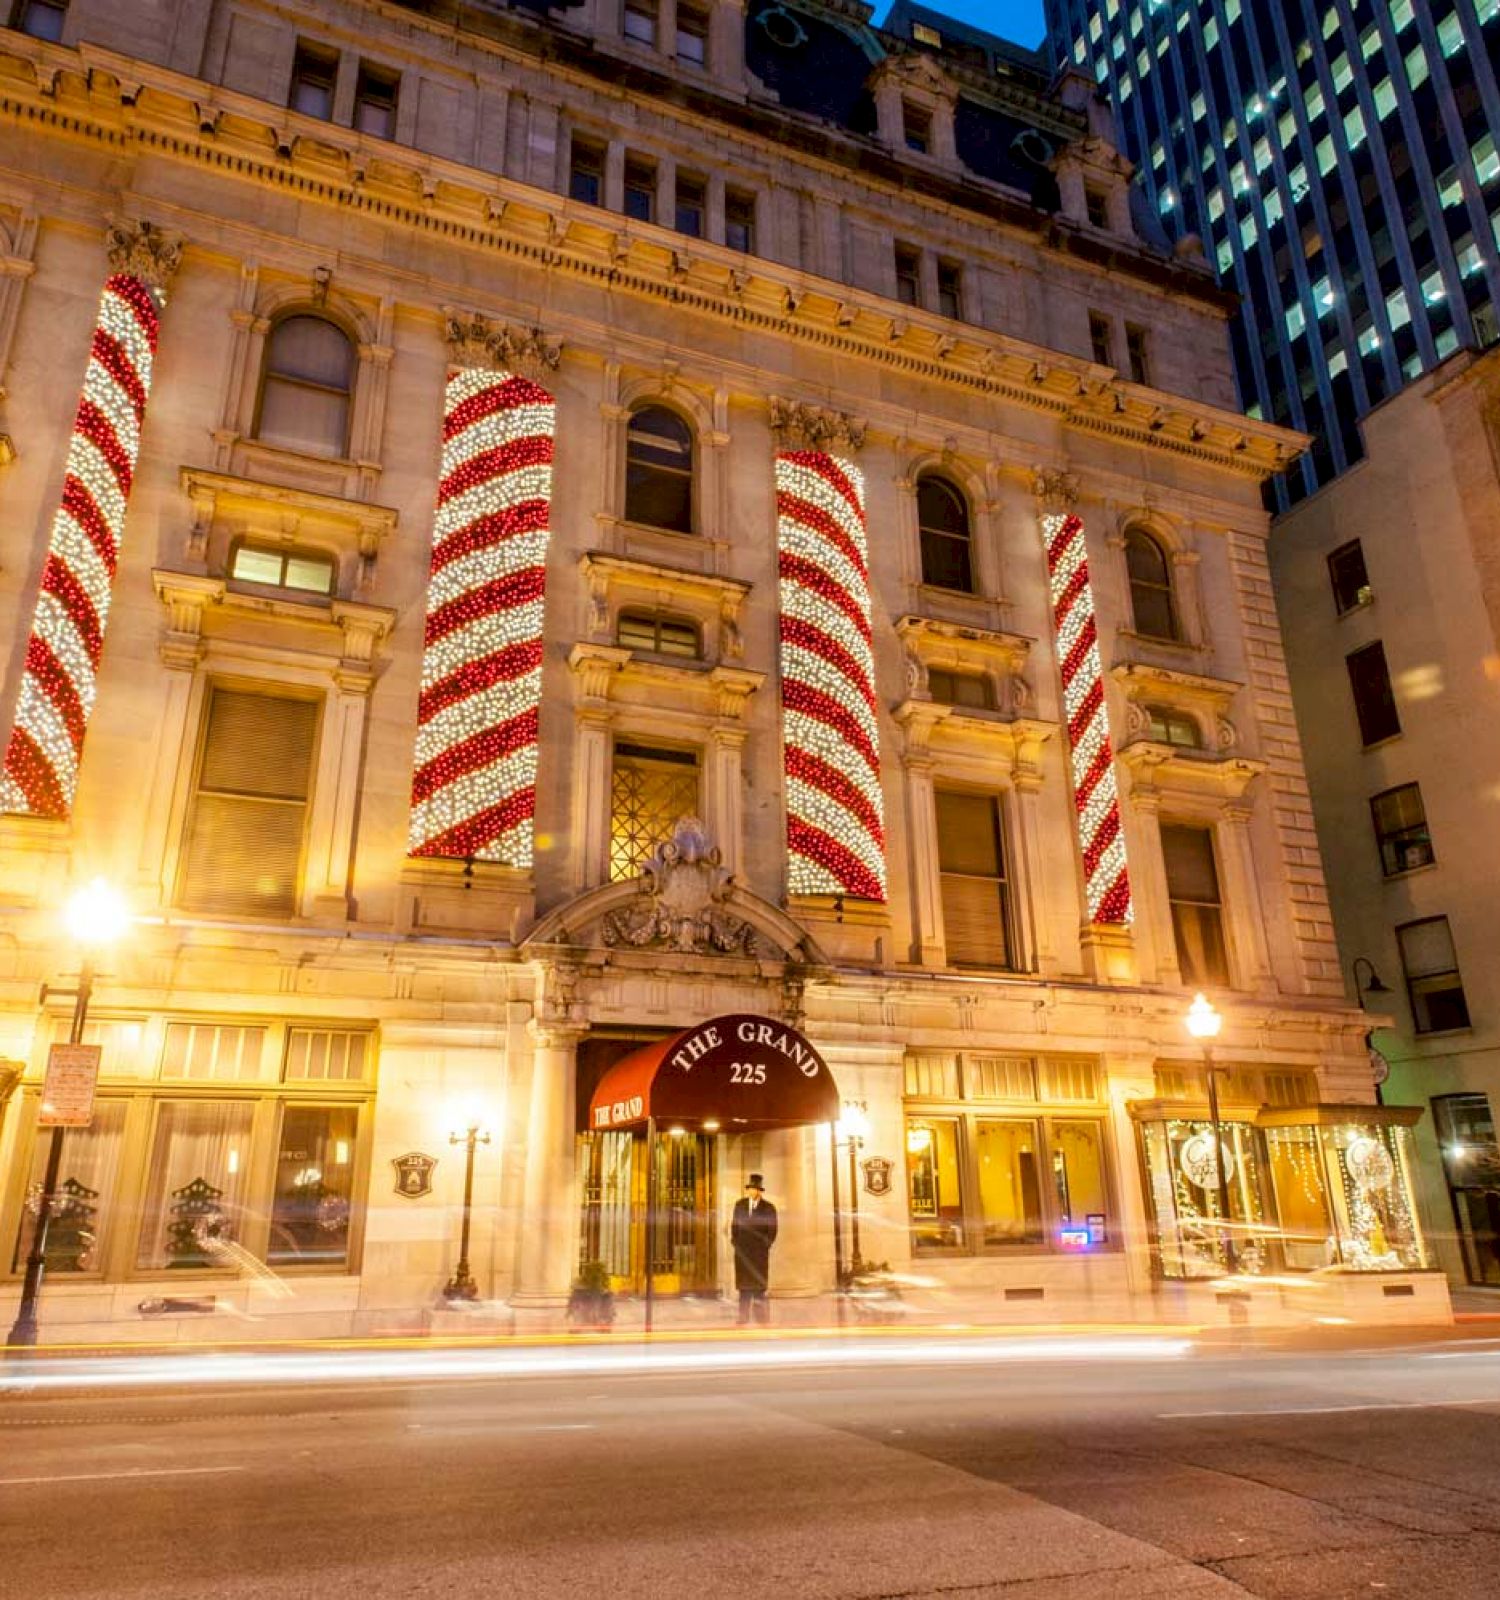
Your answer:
[1042,0,1500,508]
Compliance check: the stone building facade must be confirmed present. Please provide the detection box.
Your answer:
[0,0,1436,1339]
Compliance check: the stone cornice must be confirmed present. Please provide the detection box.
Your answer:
[0,36,1306,484]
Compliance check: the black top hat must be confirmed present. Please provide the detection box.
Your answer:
[746,1173,765,1189]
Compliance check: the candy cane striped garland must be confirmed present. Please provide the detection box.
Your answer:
[777,450,886,901]
[0,273,163,819]
[1043,510,1132,925]
[407,367,556,867]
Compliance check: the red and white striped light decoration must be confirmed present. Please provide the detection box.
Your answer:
[777,449,886,901]
[0,273,163,819]
[407,368,556,866]
[1043,509,1132,925]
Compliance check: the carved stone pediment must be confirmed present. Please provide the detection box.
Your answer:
[868,52,959,103]
[602,818,759,957]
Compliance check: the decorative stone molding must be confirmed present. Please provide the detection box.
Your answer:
[895,615,1035,717]
[1110,660,1242,758]
[769,396,866,454]
[177,467,399,594]
[568,641,631,703]
[104,217,184,288]
[443,310,561,381]
[330,600,396,694]
[578,551,751,661]
[150,570,222,669]
[1032,466,1080,512]
[601,817,759,957]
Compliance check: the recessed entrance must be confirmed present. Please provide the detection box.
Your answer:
[579,1128,719,1296]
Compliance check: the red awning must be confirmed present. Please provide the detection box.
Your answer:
[586,1013,839,1133]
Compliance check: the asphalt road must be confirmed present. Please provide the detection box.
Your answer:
[3,1333,1500,1600]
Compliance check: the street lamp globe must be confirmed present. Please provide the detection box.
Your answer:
[63,878,131,947]
[1184,992,1222,1041]
[837,1103,870,1141]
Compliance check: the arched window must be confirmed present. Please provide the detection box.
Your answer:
[917,475,973,593]
[1124,527,1180,640]
[616,609,701,659]
[624,405,694,533]
[255,314,355,458]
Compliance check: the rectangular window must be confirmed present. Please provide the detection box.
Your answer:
[936,791,1011,969]
[976,1120,1044,1247]
[1398,916,1470,1032]
[352,62,399,139]
[904,1053,960,1098]
[903,101,932,153]
[284,1028,369,1082]
[623,156,656,224]
[674,173,706,238]
[1162,823,1228,988]
[289,40,338,121]
[230,543,335,596]
[967,1056,1036,1100]
[927,669,993,710]
[936,260,963,320]
[11,1100,126,1274]
[1327,538,1372,613]
[1085,185,1111,228]
[1125,323,1151,384]
[610,743,699,881]
[1371,783,1434,875]
[177,688,319,918]
[1089,310,1114,366]
[569,137,605,207]
[675,2,708,65]
[162,1023,267,1083]
[894,243,921,307]
[905,1116,964,1249]
[1346,641,1401,745]
[267,1104,360,1267]
[136,1100,256,1270]
[725,188,756,253]
[623,0,657,47]
[15,0,66,40]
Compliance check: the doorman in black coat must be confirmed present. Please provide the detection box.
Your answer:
[730,1173,778,1325]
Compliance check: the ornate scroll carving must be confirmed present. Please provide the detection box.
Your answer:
[768,396,866,454]
[105,218,184,288]
[443,311,561,381]
[602,817,759,957]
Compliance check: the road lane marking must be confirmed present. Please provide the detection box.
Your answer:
[0,1465,245,1486]
[1158,1398,1500,1418]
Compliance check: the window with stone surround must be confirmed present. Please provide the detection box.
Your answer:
[616,609,701,659]
[725,189,757,253]
[1346,640,1401,745]
[570,136,605,207]
[13,0,65,40]
[353,62,399,139]
[625,404,695,532]
[623,0,658,48]
[1398,916,1470,1034]
[1124,526,1181,641]
[176,687,320,919]
[624,155,656,223]
[917,474,974,592]
[254,314,356,459]
[676,2,709,66]
[936,789,1012,970]
[895,242,922,306]
[289,40,338,121]
[1162,823,1228,988]
[609,742,700,881]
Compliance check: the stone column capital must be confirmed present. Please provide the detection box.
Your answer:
[769,396,866,454]
[105,218,184,289]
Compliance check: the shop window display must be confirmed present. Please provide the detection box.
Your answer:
[1138,1115,1266,1277]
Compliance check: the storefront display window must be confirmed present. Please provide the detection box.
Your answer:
[267,1105,359,1268]
[976,1120,1043,1247]
[1138,1097,1430,1278]
[137,1101,256,1270]
[1138,1116,1266,1277]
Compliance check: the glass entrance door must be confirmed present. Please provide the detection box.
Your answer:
[578,1130,718,1295]
[1433,1094,1500,1285]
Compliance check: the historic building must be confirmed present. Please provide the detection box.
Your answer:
[0,0,1444,1341]
[1273,342,1500,1294]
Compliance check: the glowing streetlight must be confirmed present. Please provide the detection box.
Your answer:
[443,1122,492,1302]
[1183,993,1235,1274]
[8,880,131,1348]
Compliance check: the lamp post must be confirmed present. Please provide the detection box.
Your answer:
[443,1123,490,1302]
[1184,993,1236,1276]
[8,879,131,1349]
[836,1102,870,1278]
[1352,957,1391,1106]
